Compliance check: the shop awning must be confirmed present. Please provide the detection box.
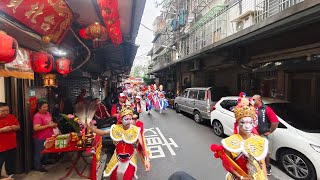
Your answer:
[0,69,34,80]
[0,48,34,80]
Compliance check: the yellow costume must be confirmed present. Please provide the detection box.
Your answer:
[104,108,141,179]
[211,92,268,180]
[222,134,268,161]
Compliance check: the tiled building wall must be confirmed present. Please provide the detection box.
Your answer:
[57,76,91,104]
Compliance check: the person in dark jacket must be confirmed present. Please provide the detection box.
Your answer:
[253,94,279,176]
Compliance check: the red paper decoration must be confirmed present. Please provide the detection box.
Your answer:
[97,0,122,45]
[56,57,72,75]
[0,31,18,64]
[31,51,53,73]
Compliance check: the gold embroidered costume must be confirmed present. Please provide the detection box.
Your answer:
[104,124,140,178]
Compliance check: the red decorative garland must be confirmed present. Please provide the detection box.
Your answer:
[97,0,122,45]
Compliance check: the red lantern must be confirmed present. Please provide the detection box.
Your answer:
[79,22,108,47]
[56,57,72,75]
[86,22,106,39]
[31,51,53,73]
[0,31,18,64]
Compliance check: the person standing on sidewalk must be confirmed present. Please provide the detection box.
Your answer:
[0,102,20,178]
[33,102,57,172]
[253,94,279,176]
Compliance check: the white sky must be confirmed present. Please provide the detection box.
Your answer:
[133,0,161,67]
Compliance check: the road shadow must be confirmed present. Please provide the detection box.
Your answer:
[177,111,212,126]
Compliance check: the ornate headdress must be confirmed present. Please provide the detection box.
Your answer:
[233,92,257,134]
[119,107,133,118]
[234,92,256,122]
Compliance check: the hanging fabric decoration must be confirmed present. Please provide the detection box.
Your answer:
[0,31,18,64]
[56,57,72,75]
[31,51,53,73]
[97,0,123,45]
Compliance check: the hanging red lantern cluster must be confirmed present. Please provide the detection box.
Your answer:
[97,0,122,45]
[31,52,53,73]
[0,31,18,64]
[30,51,72,76]
[79,22,108,48]
[56,57,72,75]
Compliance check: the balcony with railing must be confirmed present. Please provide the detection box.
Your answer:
[175,0,306,61]
[152,32,173,55]
[190,0,215,14]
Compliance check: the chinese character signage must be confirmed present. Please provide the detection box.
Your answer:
[0,0,73,44]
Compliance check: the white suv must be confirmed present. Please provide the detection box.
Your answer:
[210,96,320,180]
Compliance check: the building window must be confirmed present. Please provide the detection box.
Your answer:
[188,90,198,99]
[213,28,221,43]
[198,90,205,101]
[222,100,238,111]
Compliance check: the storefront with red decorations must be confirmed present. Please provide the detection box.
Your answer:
[0,0,146,177]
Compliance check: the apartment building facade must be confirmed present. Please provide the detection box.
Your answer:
[148,0,320,114]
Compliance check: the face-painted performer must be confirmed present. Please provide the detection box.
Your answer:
[211,92,268,180]
[89,108,151,180]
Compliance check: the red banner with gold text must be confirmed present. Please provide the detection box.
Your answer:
[0,0,73,44]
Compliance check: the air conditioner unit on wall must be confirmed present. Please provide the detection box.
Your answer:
[235,12,254,32]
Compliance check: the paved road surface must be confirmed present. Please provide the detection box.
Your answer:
[134,108,293,180]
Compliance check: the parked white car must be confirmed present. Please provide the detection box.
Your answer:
[210,96,320,180]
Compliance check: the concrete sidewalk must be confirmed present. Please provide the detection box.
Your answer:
[14,152,94,180]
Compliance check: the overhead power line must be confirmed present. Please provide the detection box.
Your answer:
[141,23,157,33]
[135,52,149,58]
